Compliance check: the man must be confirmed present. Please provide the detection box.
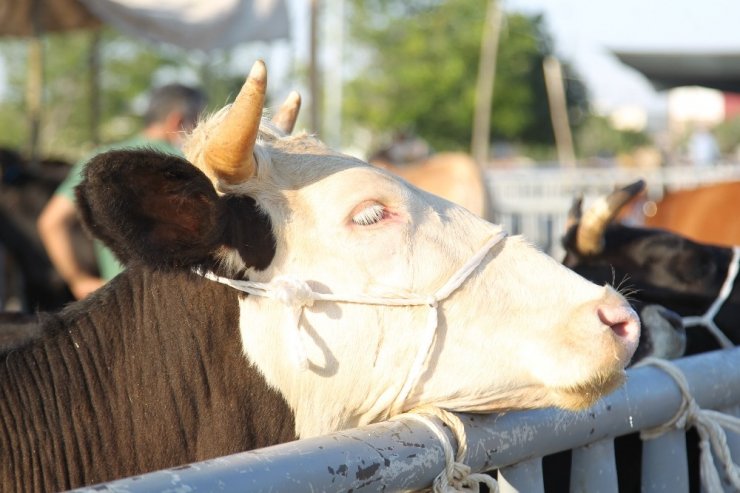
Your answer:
[38,83,207,300]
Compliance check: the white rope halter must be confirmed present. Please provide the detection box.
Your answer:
[681,246,740,349]
[199,230,507,407]
[199,231,506,492]
[635,357,740,492]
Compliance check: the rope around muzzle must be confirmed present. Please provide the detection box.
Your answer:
[198,230,506,401]
[198,232,506,492]
[681,246,740,349]
[634,356,740,492]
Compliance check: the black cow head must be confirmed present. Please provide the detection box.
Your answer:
[562,181,738,355]
[75,150,276,275]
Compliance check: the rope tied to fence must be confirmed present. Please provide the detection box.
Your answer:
[395,406,498,493]
[635,356,740,492]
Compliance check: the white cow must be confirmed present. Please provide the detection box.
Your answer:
[184,61,640,437]
[0,61,639,491]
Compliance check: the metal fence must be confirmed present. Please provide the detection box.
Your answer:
[72,347,740,492]
[488,162,740,259]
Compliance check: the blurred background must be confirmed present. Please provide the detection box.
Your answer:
[2,0,740,307]
[4,0,740,167]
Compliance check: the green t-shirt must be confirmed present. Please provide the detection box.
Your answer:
[56,136,182,280]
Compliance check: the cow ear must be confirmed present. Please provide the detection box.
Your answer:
[76,149,223,268]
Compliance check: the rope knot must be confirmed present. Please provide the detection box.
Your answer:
[636,357,740,491]
[396,407,499,493]
[272,276,315,308]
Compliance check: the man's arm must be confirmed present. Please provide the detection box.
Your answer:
[37,194,104,300]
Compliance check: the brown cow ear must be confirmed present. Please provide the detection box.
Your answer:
[76,149,223,268]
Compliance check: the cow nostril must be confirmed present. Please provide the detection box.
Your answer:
[598,305,640,341]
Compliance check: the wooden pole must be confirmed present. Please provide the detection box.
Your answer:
[323,0,344,148]
[26,0,44,168]
[309,0,321,135]
[88,30,102,146]
[471,0,503,168]
[543,56,577,167]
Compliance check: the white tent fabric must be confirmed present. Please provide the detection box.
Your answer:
[78,0,290,50]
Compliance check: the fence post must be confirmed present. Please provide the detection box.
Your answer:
[641,429,688,492]
[498,457,544,493]
[570,439,618,493]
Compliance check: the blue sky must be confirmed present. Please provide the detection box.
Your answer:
[505,0,740,112]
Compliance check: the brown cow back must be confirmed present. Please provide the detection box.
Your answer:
[372,152,492,220]
[642,181,740,247]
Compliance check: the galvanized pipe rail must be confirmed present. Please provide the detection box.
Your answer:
[71,347,740,493]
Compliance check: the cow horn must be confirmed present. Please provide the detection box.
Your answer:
[576,180,646,255]
[204,60,267,184]
[271,91,302,134]
[566,194,584,231]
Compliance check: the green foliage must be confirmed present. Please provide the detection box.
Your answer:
[713,116,740,155]
[343,0,589,152]
[575,114,651,157]
[0,28,249,161]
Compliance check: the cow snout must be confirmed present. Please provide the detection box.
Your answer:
[598,304,640,352]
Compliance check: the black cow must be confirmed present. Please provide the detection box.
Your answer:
[545,180,739,493]
[0,148,96,312]
[562,180,739,355]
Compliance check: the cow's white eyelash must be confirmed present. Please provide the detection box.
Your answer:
[352,204,385,226]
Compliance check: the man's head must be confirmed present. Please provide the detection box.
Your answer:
[144,84,207,146]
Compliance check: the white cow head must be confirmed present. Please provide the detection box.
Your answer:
[183,62,640,438]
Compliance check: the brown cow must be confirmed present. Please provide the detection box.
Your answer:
[626,181,740,247]
[371,152,494,221]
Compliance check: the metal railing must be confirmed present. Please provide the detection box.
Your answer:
[488,162,740,258]
[71,347,740,492]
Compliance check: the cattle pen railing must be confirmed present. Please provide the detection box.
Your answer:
[488,162,740,259]
[72,347,740,493]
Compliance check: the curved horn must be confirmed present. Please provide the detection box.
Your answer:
[566,194,584,232]
[576,179,646,255]
[204,60,267,184]
[271,91,302,134]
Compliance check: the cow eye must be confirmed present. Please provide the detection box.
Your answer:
[351,202,385,226]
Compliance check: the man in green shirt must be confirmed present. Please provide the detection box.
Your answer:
[38,83,207,300]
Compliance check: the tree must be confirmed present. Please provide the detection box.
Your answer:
[0,28,248,161]
[343,0,589,154]
[574,114,651,159]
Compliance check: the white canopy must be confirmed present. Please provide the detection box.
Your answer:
[78,0,290,49]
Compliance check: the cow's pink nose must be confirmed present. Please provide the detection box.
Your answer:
[598,304,641,345]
